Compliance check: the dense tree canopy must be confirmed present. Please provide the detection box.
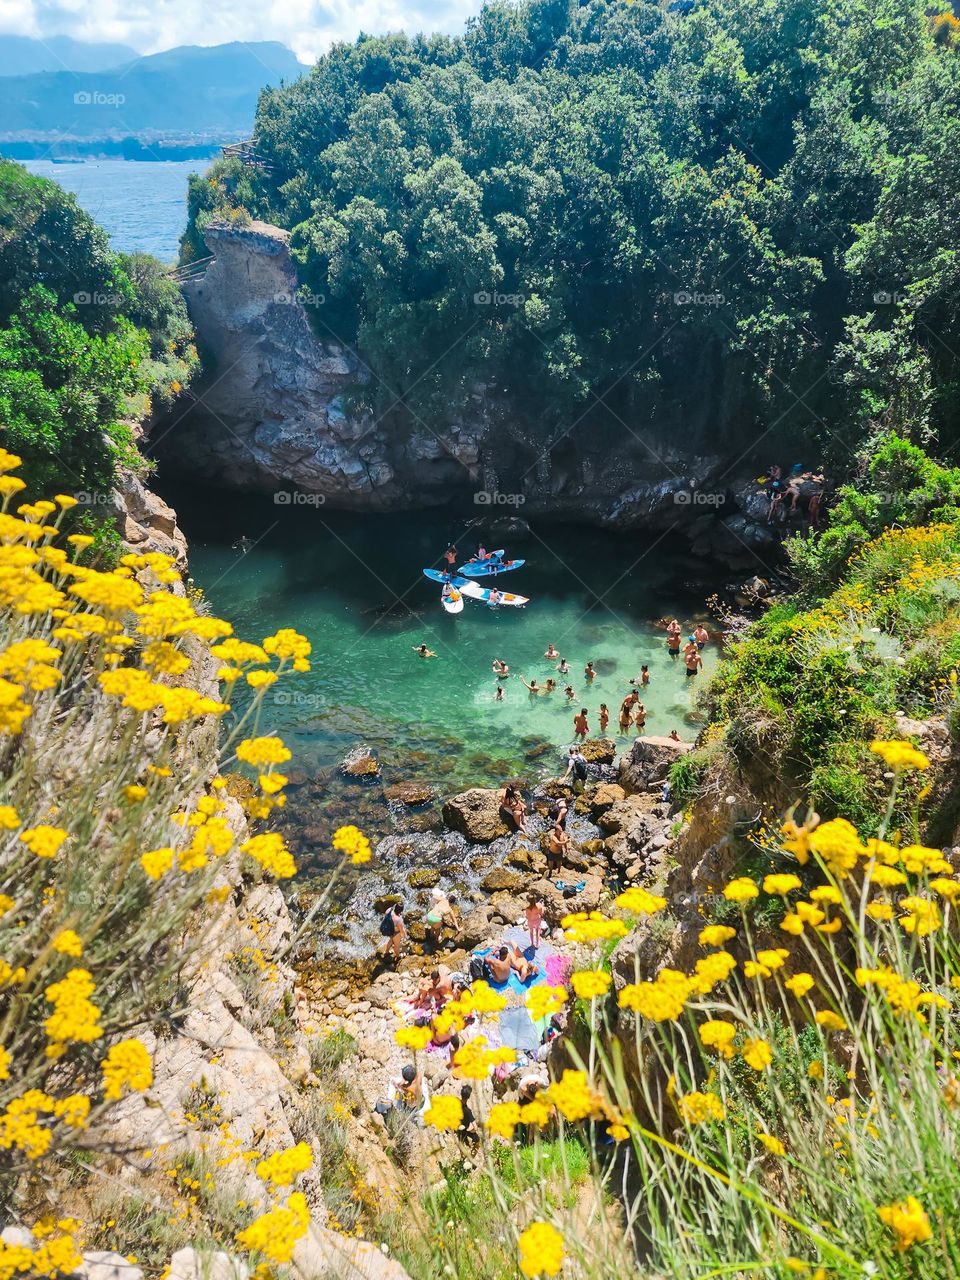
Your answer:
[0,161,197,494]
[186,0,960,462]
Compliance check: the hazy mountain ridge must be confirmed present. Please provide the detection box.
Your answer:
[0,40,307,139]
[0,34,140,76]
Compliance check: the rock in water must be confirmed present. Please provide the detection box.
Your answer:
[441,788,510,842]
[384,781,436,805]
[340,746,381,779]
[579,737,617,765]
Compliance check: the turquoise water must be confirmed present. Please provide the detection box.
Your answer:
[164,481,721,846]
[22,159,204,261]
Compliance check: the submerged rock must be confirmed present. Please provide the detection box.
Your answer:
[579,737,617,765]
[384,781,436,805]
[340,746,381,779]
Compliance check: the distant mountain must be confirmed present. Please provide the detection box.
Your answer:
[0,34,139,76]
[0,41,307,138]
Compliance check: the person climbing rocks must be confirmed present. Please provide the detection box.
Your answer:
[425,890,458,949]
[379,901,406,963]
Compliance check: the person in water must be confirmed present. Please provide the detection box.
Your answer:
[666,619,682,658]
[543,678,557,693]
[557,657,570,675]
[599,703,610,732]
[641,665,650,685]
[584,661,596,681]
[544,643,560,659]
[564,685,576,700]
[669,729,682,742]
[633,701,647,731]
[574,707,589,738]
[619,691,639,730]
[495,685,505,702]
[492,658,510,678]
[694,623,709,650]
[413,644,438,658]
[685,647,703,678]
[519,676,541,694]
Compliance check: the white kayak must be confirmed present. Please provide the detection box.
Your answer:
[441,586,464,614]
[458,580,529,607]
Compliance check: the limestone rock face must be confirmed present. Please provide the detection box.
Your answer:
[442,788,510,842]
[618,735,692,792]
[111,470,189,571]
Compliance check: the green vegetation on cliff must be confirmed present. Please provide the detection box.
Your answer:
[0,160,197,496]
[188,0,960,459]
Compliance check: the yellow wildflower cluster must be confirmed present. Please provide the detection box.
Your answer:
[423,1094,464,1131]
[236,1191,310,1263]
[256,1141,314,1186]
[451,1036,515,1079]
[101,1039,153,1100]
[518,1221,564,1278]
[332,824,372,864]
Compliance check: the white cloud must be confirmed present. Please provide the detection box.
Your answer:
[1,0,484,60]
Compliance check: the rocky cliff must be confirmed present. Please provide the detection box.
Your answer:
[157,222,792,564]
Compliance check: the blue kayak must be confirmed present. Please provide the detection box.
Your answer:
[458,557,525,578]
[423,568,465,584]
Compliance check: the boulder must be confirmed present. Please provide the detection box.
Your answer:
[340,747,381,779]
[480,867,526,894]
[581,781,625,816]
[168,1250,248,1280]
[82,1253,144,1280]
[407,868,441,889]
[618,735,692,792]
[457,904,493,948]
[441,789,510,842]
[579,737,617,765]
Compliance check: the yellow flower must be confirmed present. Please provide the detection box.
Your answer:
[236,1192,309,1264]
[561,911,629,943]
[20,825,68,859]
[930,877,960,902]
[619,969,693,1021]
[331,824,372,864]
[423,1095,463,1132]
[394,1026,432,1052]
[869,864,907,888]
[815,1010,848,1033]
[809,818,863,879]
[518,1222,564,1278]
[615,886,667,914]
[235,736,291,768]
[140,847,175,880]
[240,832,296,879]
[877,1196,932,1251]
[807,1059,824,1079]
[0,806,19,830]
[52,930,83,958]
[866,901,895,921]
[698,924,736,946]
[723,877,759,902]
[546,1070,601,1122]
[698,1019,736,1059]
[256,1142,313,1187]
[44,969,102,1045]
[123,784,147,804]
[451,1036,515,1079]
[763,873,802,896]
[808,885,842,905]
[742,1038,772,1071]
[526,986,567,1021]
[486,1102,522,1140]
[677,1090,725,1124]
[870,740,930,772]
[570,969,612,999]
[758,1132,786,1156]
[101,1039,153,1100]
[785,973,815,998]
[898,896,941,937]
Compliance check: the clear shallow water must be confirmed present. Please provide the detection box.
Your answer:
[163,482,721,839]
[22,159,205,261]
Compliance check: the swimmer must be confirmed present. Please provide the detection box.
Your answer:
[543,678,557,693]
[599,702,610,732]
[492,658,510,678]
[669,729,681,742]
[584,661,596,681]
[413,643,438,658]
[519,675,541,694]
[544,643,560,659]
[564,685,576,699]
[619,690,639,731]
[666,619,682,659]
[574,707,589,739]
[557,657,570,675]
[694,623,709,650]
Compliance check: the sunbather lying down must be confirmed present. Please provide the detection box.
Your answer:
[487,943,540,984]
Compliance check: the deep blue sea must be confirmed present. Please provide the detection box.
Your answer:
[22,158,207,262]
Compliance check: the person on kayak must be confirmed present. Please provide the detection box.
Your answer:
[489,587,503,605]
[443,546,457,567]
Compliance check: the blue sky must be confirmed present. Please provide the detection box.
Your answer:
[0,0,484,63]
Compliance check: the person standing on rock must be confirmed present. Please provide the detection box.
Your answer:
[380,901,406,964]
[563,745,588,790]
[425,890,459,950]
[574,707,589,739]
[526,894,543,951]
[666,619,682,658]
[546,821,569,873]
